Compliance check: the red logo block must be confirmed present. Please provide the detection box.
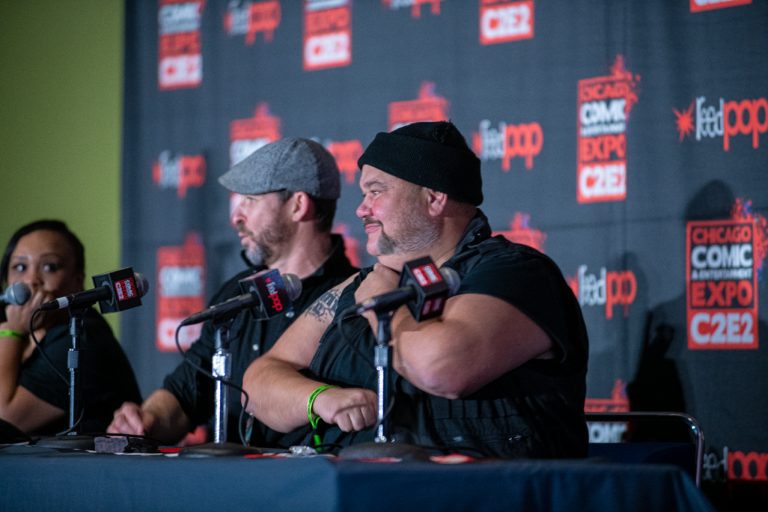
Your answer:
[479,0,534,45]
[686,220,759,349]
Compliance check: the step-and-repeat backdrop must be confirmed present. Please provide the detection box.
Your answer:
[121,0,767,484]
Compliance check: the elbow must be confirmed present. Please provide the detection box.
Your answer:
[396,345,478,399]
[406,364,474,399]
[0,406,11,424]
[0,403,24,433]
[0,394,15,418]
[241,357,266,397]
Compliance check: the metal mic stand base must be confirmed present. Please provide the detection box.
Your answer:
[338,441,431,461]
[178,441,263,458]
[34,433,95,451]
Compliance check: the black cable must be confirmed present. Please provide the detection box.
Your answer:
[174,323,252,446]
[55,408,85,436]
[28,309,69,387]
[28,308,96,435]
[335,306,377,372]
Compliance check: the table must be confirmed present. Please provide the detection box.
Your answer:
[0,444,715,512]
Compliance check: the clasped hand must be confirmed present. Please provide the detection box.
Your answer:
[311,386,377,432]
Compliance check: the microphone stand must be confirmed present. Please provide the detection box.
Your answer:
[35,308,96,450]
[338,310,429,461]
[180,320,261,457]
[374,311,393,443]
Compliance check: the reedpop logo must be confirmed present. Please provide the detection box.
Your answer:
[703,446,768,482]
[674,96,768,151]
[152,151,206,198]
[473,119,543,172]
[224,0,281,44]
[569,265,637,320]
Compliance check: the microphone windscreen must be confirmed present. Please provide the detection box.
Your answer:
[6,282,31,305]
[134,272,150,296]
[282,273,303,300]
[440,267,461,296]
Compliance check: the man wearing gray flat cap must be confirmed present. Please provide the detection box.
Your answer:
[109,138,356,447]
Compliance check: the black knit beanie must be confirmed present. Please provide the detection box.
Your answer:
[357,121,483,206]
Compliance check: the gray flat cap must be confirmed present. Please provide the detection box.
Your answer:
[218,137,340,199]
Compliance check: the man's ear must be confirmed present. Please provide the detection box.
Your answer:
[424,188,448,216]
[290,191,313,221]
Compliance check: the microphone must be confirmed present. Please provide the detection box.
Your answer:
[179,269,302,327]
[0,282,31,306]
[40,268,149,313]
[354,257,461,321]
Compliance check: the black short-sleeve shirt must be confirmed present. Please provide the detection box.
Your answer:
[309,212,589,458]
[20,308,142,435]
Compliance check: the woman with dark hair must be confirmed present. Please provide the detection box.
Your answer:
[0,220,141,436]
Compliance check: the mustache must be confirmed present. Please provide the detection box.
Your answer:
[235,223,253,237]
[362,217,381,227]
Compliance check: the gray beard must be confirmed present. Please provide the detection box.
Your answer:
[242,217,293,267]
[376,231,397,254]
[244,244,269,267]
[376,218,440,256]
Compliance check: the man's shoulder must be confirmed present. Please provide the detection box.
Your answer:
[297,265,360,311]
[464,234,545,264]
[453,236,566,288]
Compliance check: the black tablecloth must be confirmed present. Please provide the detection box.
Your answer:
[0,444,715,512]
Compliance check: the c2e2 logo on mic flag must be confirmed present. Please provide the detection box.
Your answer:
[686,219,759,349]
[401,257,450,321]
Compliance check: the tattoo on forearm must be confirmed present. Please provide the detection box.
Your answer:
[305,289,340,323]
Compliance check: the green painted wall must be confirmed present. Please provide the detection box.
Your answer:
[0,1,124,334]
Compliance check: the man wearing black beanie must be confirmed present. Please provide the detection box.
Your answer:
[242,121,589,459]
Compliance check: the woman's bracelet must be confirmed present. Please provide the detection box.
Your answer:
[0,329,25,341]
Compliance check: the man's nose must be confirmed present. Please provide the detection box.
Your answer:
[230,203,245,228]
[355,198,370,219]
